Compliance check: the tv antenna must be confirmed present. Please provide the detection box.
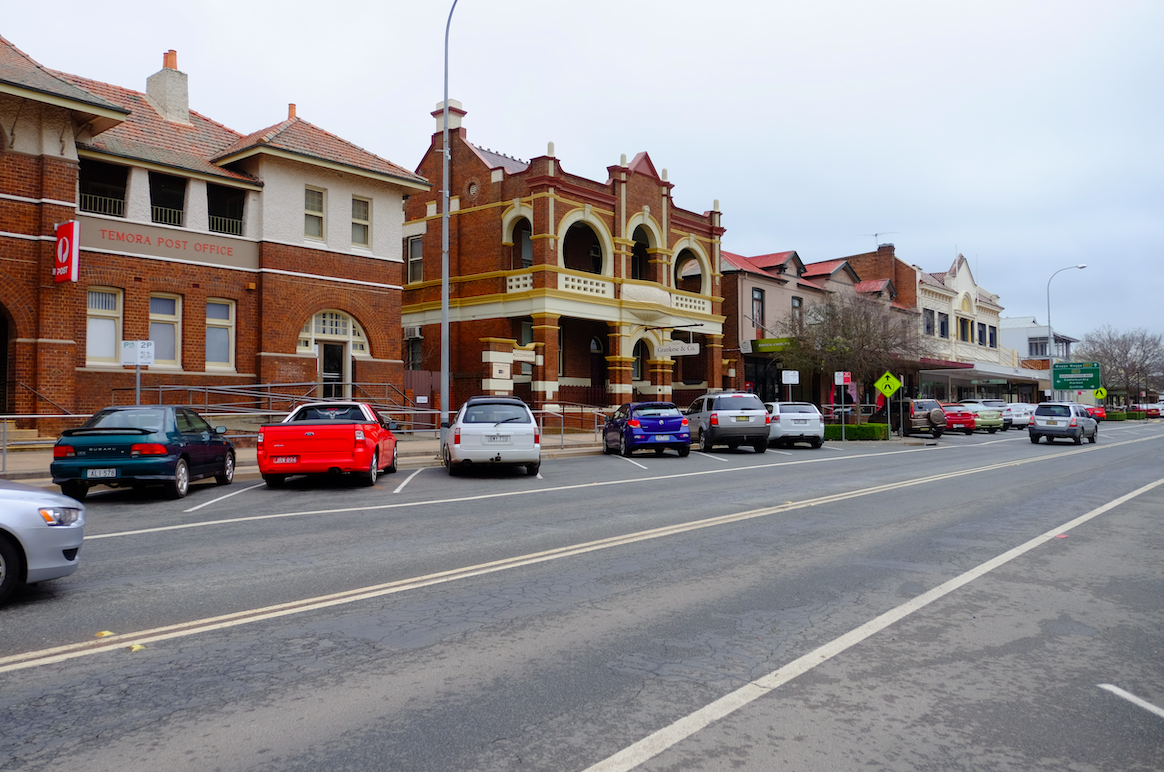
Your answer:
[861,232,898,249]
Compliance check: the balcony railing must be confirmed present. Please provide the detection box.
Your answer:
[209,215,243,236]
[79,193,125,217]
[151,206,184,226]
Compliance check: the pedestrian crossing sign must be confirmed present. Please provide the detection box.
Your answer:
[875,371,902,398]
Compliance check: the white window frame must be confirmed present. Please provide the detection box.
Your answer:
[351,196,371,247]
[86,287,122,365]
[305,186,326,241]
[407,235,423,284]
[149,293,182,367]
[205,298,236,370]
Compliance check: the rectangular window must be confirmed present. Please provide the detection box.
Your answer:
[78,160,128,217]
[752,288,765,338]
[405,339,423,370]
[407,236,423,284]
[149,294,182,366]
[351,197,371,246]
[923,309,935,336]
[207,184,245,236]
[205,299,235,369]
[938,313,949,339]
[149,172,187,226]
[86,288,122,363]
[977,322,987,346]
[988,325,998,348]
[792,296,803,329]
[305,187,325,239]
[959,318,971,342]
[1029,338,1048,357]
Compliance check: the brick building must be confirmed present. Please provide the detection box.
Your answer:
[401,101,726,410]
[0,37,427,416]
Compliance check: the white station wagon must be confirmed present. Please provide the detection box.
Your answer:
[443,396,541,476]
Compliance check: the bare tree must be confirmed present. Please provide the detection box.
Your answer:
[1075,326,1164,404]
[776,292,937,400]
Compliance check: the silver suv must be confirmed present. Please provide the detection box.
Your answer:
[1029,402,1097,445]
[685,392,769,453]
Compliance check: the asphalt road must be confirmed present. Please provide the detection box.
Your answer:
[2,422,1162,771]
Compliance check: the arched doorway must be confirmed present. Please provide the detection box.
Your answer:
[674,248,704,294]
[296,310,370,399]
[563,222,604,274]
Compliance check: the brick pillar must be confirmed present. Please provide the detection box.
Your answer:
[649,357,674,401]
[479,337,516,396]
[606,322,633,407]
[531,313,559,405]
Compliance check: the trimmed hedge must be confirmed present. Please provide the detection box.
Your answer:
[1106,411,1127,421]
[825,423,890,441]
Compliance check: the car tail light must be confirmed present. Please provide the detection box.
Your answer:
[355,429,365,441]
[1069,416,1078,427]
[534,427,540,445]
[765,413,771,424]
[130,443,168,456]
[710,412,719,426]
[680,418,689,426]
[454,427,461,445]
[53,445,75,458]
[627,419,641,428]
[257,431,264,444]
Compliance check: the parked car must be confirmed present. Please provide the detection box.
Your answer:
[960,399,1012,430]
[443,396,540,475]
[603,402,690,457]
[940,403,976,435]
[764,402,825,448]
[958,403,1004,434]
[259,402,397,488]
[1029,402,1098,444]
[52,406,235,501]
[1085,405,1107,421]
[869,398,946,438]
[1007,403,1035,428]
[0,479,85,604]
[685,392,770,453]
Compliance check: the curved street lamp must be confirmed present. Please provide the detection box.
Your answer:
[1045,263,1086,399]
[440,0,459,442]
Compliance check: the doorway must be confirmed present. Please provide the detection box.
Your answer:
[321,342,345,399]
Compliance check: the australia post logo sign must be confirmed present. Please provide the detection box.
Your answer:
[54,221,80,283]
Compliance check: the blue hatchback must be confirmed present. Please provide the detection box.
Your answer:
[603,402,691,457]
[51,406,235,501]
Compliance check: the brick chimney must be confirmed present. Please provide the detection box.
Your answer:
[288,103,297,120]
[146,49,190,124]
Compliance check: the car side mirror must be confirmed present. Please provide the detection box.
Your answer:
[215,426,228,434]
[387,421,398,431]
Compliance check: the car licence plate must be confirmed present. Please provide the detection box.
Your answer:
[273,456,299,464]
[793,419,807,425]
[87,468,117,479]
[1046,421,1057,426]
[655,435,671,441]
[485,435,510,444]
[735,416,751,422]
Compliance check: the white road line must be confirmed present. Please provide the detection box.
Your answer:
[84,435,1160,542]
[392,468,424,494]
[693,451,730,463]
[768,449,793,456]
[1098,684,1164,719]
[182,483,264,513]
[615,455,649,470]
[582,477,1164,772]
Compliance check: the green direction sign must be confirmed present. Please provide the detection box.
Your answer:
[875,371,902,398]
[753,337,794,354]
[1052,361,1101,391]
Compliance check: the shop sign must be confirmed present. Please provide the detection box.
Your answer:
[512,349,536,363]
[54,221,80,282]
[752,337,793,354]
[656,342,700,356]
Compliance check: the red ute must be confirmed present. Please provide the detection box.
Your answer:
[940,403,976,435]
[258,402,398,488]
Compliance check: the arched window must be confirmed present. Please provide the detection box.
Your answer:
[513,218,533,269]
[631,225,650,281]
[674,249,703,294]
[564,222,603,274]
[297,310,370,357]
[632,340,648,381]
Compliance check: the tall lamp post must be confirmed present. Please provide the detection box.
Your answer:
[1045,263,1086,400]
[440,0,459,442]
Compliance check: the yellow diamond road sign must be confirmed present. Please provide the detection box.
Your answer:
[875,371,902,398]
[1094,387,1107,400]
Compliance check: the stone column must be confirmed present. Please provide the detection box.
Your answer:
[479,337,516,396]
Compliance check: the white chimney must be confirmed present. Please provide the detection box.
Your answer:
[146,49,190,124]
[432,99,465,133]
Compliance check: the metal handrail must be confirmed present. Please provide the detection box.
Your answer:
[16,382,74,414]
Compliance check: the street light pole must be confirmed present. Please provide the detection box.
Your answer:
[440,0,459,443]
[1045,263,1086,400]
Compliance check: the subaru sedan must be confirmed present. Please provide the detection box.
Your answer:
[0,479,85,604]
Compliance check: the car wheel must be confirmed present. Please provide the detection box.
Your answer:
[386,444,398,473]
[363,450,379,486]
[526,462,540,476]
[901,424,911,437]
[931,428,943,439]
[215,451,235,485]
[964,428,973,435]
[1030,434,1039,444]
[811,438,823,449]
[620,434,632,457]
[445,448,460,476]
[0,536,23,605]
[1089,427,1097,444]
[166,458,190,499]
[263,474,286,488]
[60,481,88,502]
[987,427,997,434]
[678,445,690,457]
[602,435,613,454]
[1073,432,1083,445]
[699,431,711,452]
[727,441,741,451]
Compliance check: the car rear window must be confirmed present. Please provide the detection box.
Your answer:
[463,404,531,423]
[635,406,681,418]
[87,409,166,431]
[915,400,941,411]
[779,404,819,414]
[713,394,765,411]
[1036,405,1071,417]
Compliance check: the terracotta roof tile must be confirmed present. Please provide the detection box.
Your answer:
[216,118,427,186]
[0,35,124,114]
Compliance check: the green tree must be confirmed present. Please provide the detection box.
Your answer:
[1074,326,1164,404]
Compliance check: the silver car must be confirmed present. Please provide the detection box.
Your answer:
[443,396,541,476]
[1,479,85,603]
[1029,402,1098,445]
[685,392,769,453]
[764,402,825,448]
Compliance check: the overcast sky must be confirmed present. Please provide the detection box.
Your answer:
[8,1,1161,338]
